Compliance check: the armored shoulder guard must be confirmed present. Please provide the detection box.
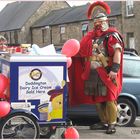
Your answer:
[112,32,123,43]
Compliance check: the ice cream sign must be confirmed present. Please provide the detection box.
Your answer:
[18,66,65,101]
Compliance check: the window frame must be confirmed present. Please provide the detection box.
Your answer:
[60,26,65,34]
[81,22,88,37]
[109,19,116,27]
[127,32,135,49]
[126,0,134,17]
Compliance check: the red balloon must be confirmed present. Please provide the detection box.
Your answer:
[64,127,79,139]
[5,78,10,101]
[0,74,8,98]
[0,101,10,118]
[61,39,80,57]
[67,57,72,68]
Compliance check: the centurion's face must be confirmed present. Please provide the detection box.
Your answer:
[94,19,109,32]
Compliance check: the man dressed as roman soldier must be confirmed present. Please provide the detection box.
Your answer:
[79,1,124,134]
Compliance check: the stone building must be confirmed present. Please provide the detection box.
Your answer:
[32,1,122,48]
[1,0,140,53]
[0,1,69,44]
[121,0,140,52]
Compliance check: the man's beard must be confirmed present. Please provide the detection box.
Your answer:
[95,26,103,37]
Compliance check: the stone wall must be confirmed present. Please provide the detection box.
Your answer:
[31,1,69,46]
[32,16,122,48]
[122,1,140,53]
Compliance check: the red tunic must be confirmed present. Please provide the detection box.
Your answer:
[68,27,124,106]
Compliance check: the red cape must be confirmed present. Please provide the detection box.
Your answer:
[68,27,124,106]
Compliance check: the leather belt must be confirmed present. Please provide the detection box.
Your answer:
[85,55,109,62]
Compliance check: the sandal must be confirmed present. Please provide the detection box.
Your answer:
[106,124,116,134]
[90,123,108,130]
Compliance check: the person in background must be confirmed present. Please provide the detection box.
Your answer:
[79,1,124,134]
[0,35,7,51]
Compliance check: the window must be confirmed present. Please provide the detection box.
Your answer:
[127,32,135,49]
[126,0,134,16]
[82,23,88,36]
[109,19,116,27]
[82,24,88,31]
[60,26,66,43]
[60,26,65,34]
[123,59,140,77]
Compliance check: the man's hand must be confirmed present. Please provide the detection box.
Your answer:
[108,71,118,86]
[108,71,117,80]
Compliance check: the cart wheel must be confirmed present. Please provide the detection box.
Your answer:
[0,112,40,139]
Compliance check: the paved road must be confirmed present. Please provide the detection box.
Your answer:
[74,118,140,139]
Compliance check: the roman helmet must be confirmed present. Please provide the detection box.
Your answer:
[87,1,111,31]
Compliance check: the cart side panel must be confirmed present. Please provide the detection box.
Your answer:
[1,55,67,124]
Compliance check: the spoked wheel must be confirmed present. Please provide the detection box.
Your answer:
[0,112,40,139]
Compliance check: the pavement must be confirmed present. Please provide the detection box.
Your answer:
[75,118,140,139]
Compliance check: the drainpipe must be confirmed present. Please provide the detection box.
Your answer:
[10,32,12,44]
[50,26,52,44]
[30,27,33,45]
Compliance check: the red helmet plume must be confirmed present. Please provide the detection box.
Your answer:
[87,1,111,19]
